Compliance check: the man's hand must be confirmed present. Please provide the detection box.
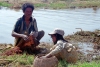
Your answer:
[30,31,38,38]
[21,34,29,41]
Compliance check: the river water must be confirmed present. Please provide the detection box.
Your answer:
[0,7,100,44]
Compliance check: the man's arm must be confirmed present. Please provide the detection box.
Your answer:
[11,19,28,41]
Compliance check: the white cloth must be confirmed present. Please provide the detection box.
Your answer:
[49,40,73,55]
[49,40,78,63]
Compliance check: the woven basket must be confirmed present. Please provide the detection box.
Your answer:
[59,48,78,63]
[33,56,58,67]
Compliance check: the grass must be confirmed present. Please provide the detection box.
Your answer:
[58,59,68,67]
[0,2,12,7]
[58,59,100,67]
[49,2,67,9]
[0,53,35,67]
[0,1,67,9]
[69,61,100,67]
[0,52,100,67]
[34,2,67,9]
[56,59,100,67]
[34,3,48,8]
[0,29,100,67]
[0,0,100,9]
[70,1,100,8]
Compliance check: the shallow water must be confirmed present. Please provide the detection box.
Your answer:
[78,42,94,55]
[0,7,100,44]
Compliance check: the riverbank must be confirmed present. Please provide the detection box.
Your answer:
[0,0,100,9]
[0,29,100,67]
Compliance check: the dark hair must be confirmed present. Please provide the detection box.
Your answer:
[53,33,68,44]
[22,3,34,12]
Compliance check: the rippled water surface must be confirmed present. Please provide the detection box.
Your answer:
[0,8,100,44]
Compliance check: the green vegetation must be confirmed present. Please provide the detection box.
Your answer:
[70,1,100,8]
[49,2,67,9]
[58,60,100,67]
[0,52,34,66]
[34,2,67,9]
[34,3,48,8]
[0,0,100,9]
[69,61,100,67]
[33,0,100,9]
[58,59,68,67]
[0,2,12,7]
[0,52,100,67]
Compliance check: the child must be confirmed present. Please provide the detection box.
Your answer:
[43,28,78,63]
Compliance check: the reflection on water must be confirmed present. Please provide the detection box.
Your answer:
[0,8,100,44]
[78,42,94,55]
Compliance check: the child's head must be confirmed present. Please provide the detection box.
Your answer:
[49,28,65,44]
[49,28,65,36]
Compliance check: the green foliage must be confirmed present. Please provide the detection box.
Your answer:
[70,1,100,8]
[69,61,100,67]
[1,0,100,9]
[0,51,100,67]
[58,59,68,67]
[57,59,100,67]
[1,53,35,66]
[0,2,12,7]
[34,2,67,9]
[34,3,47,8]
[49,3,67,9]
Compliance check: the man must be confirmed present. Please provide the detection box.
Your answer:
[11,3,45,54]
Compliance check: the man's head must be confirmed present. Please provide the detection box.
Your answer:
[22,3,34,18]
[22,3,34,12]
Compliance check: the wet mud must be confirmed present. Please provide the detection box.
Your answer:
[0,29,100,62]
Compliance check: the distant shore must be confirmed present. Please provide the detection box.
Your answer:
[0,0,100,9]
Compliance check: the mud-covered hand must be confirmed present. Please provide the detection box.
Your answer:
[21,34,29,41]
[30,31,38,38]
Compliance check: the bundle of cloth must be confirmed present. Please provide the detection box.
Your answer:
[2,35,39,56]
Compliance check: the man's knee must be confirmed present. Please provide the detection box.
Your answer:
[36,30,45,41]
[39,30,45,37]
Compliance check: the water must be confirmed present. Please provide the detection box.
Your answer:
[0,7,100,44]
[78,42,94,55]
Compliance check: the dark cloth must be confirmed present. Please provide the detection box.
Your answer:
[13,15,37,34]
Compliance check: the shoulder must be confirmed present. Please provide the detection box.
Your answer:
[16,15,24,23]
[15,17,22,24]
[57,40,72,46]
[17,17,23,22]
[14,17,23,27]
[57,40,64,45]
[32,17,36,21]
[32,17,37,25]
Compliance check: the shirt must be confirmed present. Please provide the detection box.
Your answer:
[13,15,38,35]
[12,15,38,46]
[49,40,73,55]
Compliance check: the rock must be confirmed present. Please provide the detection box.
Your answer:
[33,56,58,67]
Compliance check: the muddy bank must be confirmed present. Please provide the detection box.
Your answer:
[64,29,100,62]
[0,29,100,62]
[64,29,100,44]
